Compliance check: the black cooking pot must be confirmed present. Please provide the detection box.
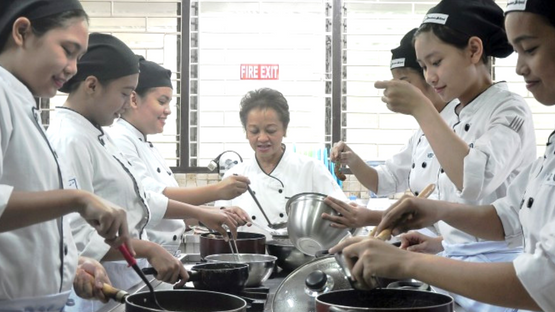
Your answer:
[141,262,249,294]
[189,262,249,293]
[200,232,266,259]
[266,238,314,272]
[316,289,454,312]
[103,286,247,312]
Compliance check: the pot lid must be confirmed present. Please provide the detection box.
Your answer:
[272,255,352,312]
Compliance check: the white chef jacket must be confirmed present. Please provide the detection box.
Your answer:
[375,99,459,199]
[215,145,347,238]
[436,82,536,246]
[0,66,77,309]
[494,130,555,312]
[109,118,185,255]
[47,109,167,311]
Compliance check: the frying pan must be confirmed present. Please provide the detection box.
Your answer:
[102,285,247,312]
[142,262,249,293]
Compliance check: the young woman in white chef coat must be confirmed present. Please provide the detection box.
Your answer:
[330,3,555,311]
[328,1,536,311]
[215,88,347,238]
[109,56,251,255]
[325,28,458,251]
[47,33,242,311]
[0,1,131,310]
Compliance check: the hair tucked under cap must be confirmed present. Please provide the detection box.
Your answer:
[505,0,555,28]
[0,0,84,51]
[390,28,420,71]
[421,0,513,58]
[135,55,173,93]
[60,33,139,93]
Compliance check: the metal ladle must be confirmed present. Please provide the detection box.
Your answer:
[246,185,287,230]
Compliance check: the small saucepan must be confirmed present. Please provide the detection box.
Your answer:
[200,232,266,259]
[142,262,249,294]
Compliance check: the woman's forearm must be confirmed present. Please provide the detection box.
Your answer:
[0,189,87,232]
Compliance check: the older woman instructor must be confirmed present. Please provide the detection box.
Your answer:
[215,88,347,238]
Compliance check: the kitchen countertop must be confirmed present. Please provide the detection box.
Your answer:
[97,253,467,312]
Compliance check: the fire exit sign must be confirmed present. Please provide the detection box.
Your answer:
[240,64,279,80]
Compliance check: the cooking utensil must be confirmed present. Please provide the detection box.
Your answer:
[369,183,436,240]
[199,232,266,259]
[247,184,287,230]
[266,238,315,272]
[118,245,168,311]
[142,262,249,293]
[286,192,351,256]
[316,289,454,312]
[103,285,248,312]
[204,253,276,287]
[335,184,436,291]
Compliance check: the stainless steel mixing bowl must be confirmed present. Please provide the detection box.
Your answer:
[286,192,351,256]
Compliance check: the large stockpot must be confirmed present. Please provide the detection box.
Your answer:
[316,289,454,312]
[199,232,266,259]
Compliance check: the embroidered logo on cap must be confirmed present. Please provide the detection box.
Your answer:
[391,58,406,69]
[506,0,527,11]
[423,13,449,25]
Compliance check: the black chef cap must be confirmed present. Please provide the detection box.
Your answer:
[0,0,84,51]
[390,28,420,71]
[60,33,139,93]
[421,0,513,58]
[135,55,173,94]
[505,0,555,28]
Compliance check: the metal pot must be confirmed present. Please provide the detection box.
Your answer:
[316,289,454,312]
[204,253,276,287]
[266,238,314,272]
[104,287,247,312]
[199,232,266,259]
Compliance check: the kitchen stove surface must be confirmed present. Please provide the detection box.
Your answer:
[95,253,467,312]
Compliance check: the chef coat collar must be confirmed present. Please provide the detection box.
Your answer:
[456,82,508,118]
[0,66,36,111]
[255,143,286,176]
[56,106,104,134]
[116,118,148,142]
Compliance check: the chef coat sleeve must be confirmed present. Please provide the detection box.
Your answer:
[492,161,533,248]
[459,101,535,201]
[513,221,555,311]
[143,190,168,227]
[374,132,416,196]
[112,131,167,194]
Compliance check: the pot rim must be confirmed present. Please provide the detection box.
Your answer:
[315,288,454,311]
[200,232,266,241]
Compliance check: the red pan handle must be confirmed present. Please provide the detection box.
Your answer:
[118,244,137,267]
